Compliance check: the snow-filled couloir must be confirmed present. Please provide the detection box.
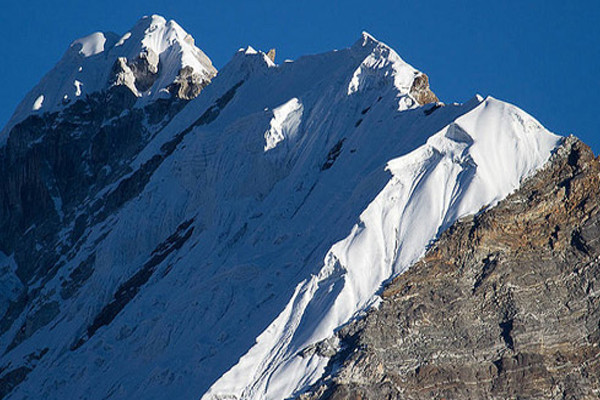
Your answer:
[0,19,561,400]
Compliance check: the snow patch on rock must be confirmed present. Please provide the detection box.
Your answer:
[32,95,44,111]
[264,98,303,152]
[71,32,112,57]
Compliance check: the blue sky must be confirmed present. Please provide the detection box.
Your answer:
[1,0,598,151]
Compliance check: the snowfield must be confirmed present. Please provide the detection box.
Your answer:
[0,17,560,400]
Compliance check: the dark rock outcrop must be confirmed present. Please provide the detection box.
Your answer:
[301,136,600,400]
[110,51,216,98]
[410,73,438,105]
[0,85,192,350]
[168,65,213,100]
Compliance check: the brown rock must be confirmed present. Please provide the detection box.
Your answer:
[169,65,215,100]
[410,73,439,105]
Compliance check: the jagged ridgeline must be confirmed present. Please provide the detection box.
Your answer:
[0,14,595,400]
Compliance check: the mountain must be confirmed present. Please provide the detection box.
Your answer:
[299,137,600,400]
[0,14,588,400]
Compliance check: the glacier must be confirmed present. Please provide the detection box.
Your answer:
[0,16,560,400]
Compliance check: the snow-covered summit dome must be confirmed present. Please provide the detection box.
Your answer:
[5,14,217,131]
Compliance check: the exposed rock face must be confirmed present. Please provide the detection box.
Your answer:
[110,50,160,94]
[301,136,600,400]
[0,84,188,351]
[168,65,213,99]
[409,73,438,105]
[110,49,216,98]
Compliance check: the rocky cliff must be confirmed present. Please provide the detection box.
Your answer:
[301,136,600,400]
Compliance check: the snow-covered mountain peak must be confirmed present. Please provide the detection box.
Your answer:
[354,30,380,48]
[133,14,168,30]
[3,14,216,133]
[215,45,276,81]
[123,14,203,63]
[236,45,276,66]
[348,31,437,107]
[350,30,408,62]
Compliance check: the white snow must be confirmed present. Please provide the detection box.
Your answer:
[71,32,109,57]
[74,80,82,96]
[263,98,303,152]
[202,97,559,400]
[0,29,562,400]
[115,32,132,47]
[347,32,416,101]
[32,94,44,111]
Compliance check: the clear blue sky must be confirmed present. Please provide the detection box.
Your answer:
[1,0,598,151]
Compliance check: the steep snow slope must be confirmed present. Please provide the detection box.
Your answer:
[4,15,216,134]
[203,95,559,400]
[0,25,560,400]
